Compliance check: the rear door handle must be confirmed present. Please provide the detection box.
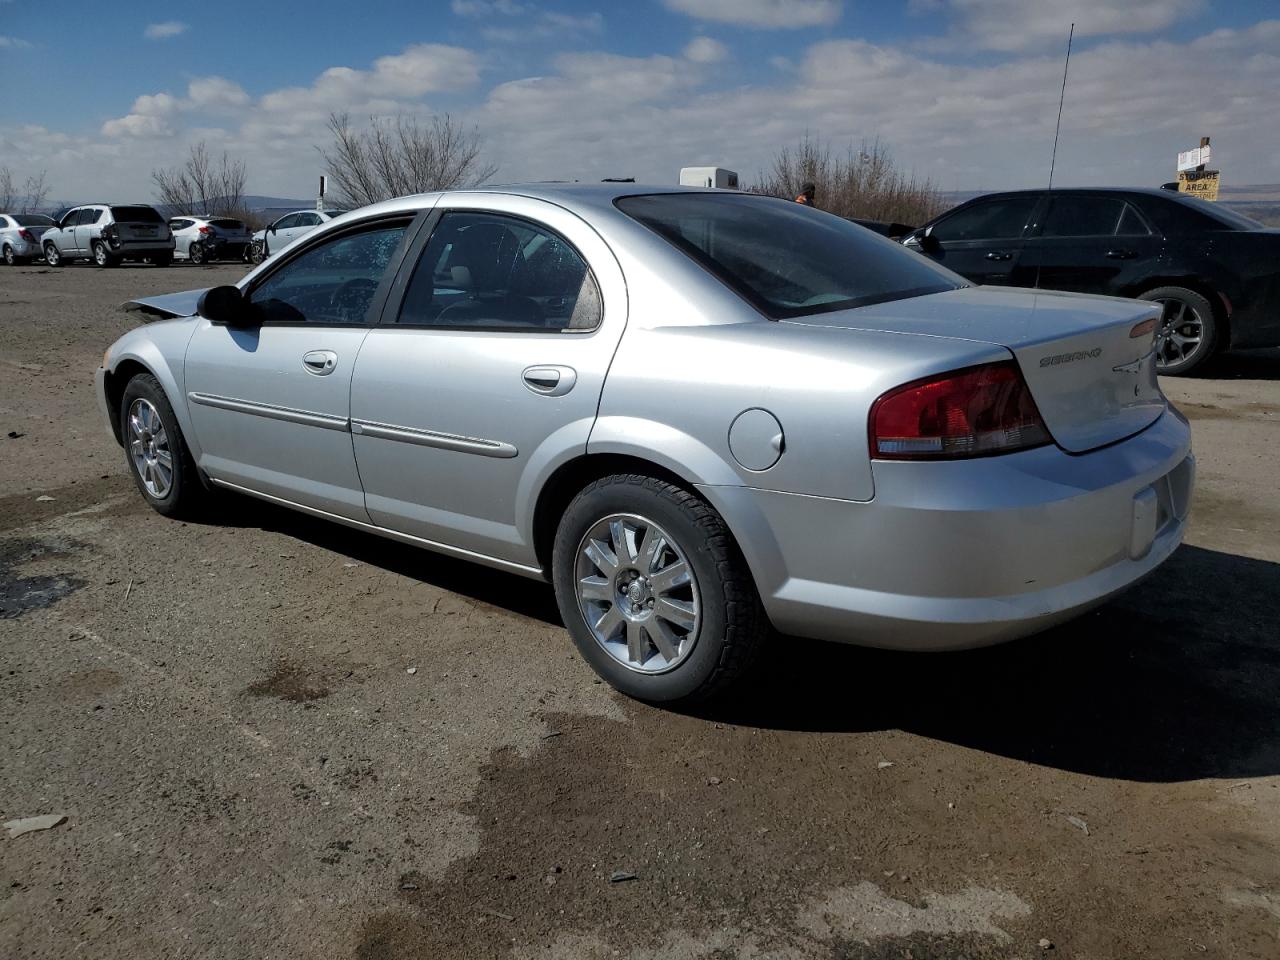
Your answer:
[522,365,576,397]
[302,350,338,376]
[1105,249,1136,259]
[985,251,1013,261]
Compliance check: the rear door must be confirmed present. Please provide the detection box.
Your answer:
[907,195,1040,285]
[349,197,627,567]
[1020,194,1162,294]
[183,214,417,519]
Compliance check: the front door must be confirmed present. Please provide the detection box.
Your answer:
[908,195,1041,286]
[350,198,627,567]
[1018,194,1162,295]
[183,216,416,519]
[75,208,103,254]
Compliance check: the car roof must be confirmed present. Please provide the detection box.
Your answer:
[956,187,1184,202]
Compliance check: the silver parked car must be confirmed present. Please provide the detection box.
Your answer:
[249,208,346,263]
[0,212,56,264]
[43,204,175,267]
[168,216,252,264]
[96,184,1194,702]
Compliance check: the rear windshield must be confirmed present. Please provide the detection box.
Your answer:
[616,193,961,319]
[208,218,245,229]
[12,214,55,226]
[111,206,164,224]
[324,210,347,218]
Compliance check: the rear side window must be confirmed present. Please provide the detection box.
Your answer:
[397,211,601,331]
[169,219,193,231]
[274,214,300,230]
[618,193,959,319]
[930,197,1037,242]
[111,206,163,224]
[248,221,409,325]
[1040,196,1130,237]
[77,208,102,225]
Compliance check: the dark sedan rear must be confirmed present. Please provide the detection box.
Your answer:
[903,188,1280,374]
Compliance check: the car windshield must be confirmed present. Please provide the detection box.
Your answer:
[616,193,962,319]
[111,206,164,224]
[1169,195,1265,230]
[12,214,55,226]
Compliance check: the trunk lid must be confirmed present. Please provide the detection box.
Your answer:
[784,286,1166,454]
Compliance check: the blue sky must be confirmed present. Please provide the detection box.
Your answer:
[2,1,1278,203]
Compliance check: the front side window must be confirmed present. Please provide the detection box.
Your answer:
[248,221,409,325]
[298,212,323,227]
[618,193,960,319]
[274,214,300,230]
[60,209,81,228]
[397,211,601,331]
[930,197,1037,242]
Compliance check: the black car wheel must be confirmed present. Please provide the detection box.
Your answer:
[189,241,207,265]
[119,374,209,519]
[92,241,119,268]
[44,243,64,267]
[1138,286,1219,376]
[2,244,18,266]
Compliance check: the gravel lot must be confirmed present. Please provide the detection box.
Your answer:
[2,262,1279,959]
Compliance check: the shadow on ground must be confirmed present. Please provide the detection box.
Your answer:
[213,487,1280,784]
[1199,347,1280,381]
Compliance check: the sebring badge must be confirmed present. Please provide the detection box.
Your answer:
[1040,347,1103,368]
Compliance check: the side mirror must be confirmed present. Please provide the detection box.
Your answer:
[197,285,256,327]
[917,226,941,253]
[269,224,278,234]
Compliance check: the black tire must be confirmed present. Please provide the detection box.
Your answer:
[2,244,18,266]
[152,253,173,267]
[1137,286,1220,376]
[119,373,209,519]
[189,242,207,265]
[552,474,767,704]
[92,241,119,268]
[248,239,266,265]
[44,243,65,267]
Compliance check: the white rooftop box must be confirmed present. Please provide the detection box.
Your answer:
[679,166,739,189]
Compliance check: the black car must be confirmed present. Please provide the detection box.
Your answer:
[902,188,1280,374]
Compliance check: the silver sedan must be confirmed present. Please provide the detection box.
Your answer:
[96,184,1194,702]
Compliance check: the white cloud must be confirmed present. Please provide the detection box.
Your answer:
[187,77,250,110]
[0,35,32,48]
[917,0,1205,51]
[452,0,527,14]
[663,0,841,29]
[144,21,188,40]
[684,36,729,63]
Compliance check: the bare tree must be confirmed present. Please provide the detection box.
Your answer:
[0,167,49,212]
[319,112,497,208]
[152,142,249,218]
[749,135,946,227]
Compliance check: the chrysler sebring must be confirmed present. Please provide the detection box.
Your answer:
[96,184,1194,702]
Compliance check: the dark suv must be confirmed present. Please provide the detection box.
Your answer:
[903,188,1280,374]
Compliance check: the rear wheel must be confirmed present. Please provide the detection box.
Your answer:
[1137,286,1219,376]
[119,374,209,519]
[44,242,64,267]
[2,244,18,266]
[552,474,767,703]
[92,241,119,268]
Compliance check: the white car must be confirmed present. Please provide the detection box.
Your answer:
[167,216,252,264]
[249,209,346,263]
[0,213,56,265]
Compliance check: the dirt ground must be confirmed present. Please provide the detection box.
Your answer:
[2,262,1279,959]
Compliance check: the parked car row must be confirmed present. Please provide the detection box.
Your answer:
[0,204,347,268]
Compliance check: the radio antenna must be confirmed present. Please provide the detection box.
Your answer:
[1047,23,1075,192]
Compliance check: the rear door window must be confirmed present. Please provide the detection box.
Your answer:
[930,197,1038,242]
[1039,196,1128,237]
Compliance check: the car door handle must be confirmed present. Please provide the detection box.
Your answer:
[985,251,1013,261]
[301,350,338,376]
[1105,249,1136,259]
[522,365,576,397]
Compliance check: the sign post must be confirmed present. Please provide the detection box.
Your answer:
[317,175,327,212]
[1176,136,1219,201]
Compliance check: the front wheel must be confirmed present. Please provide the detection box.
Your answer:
[248,239,266,265]
[2,244,19,266]
[119,374,209,519]
[1137,286,1220,375]
[44,243,65,267]
[552,474,767,703]
[189,241,207,265]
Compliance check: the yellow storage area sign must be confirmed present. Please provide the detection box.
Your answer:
[1178,169,1221,201]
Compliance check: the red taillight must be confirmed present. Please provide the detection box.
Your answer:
[198,225,212,234]
[18,228,34,241]
[869,361,1051,460]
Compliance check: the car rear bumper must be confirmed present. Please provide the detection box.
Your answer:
[8,239,42,256]
[114,240,176,256]
[702,408,1194,651]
